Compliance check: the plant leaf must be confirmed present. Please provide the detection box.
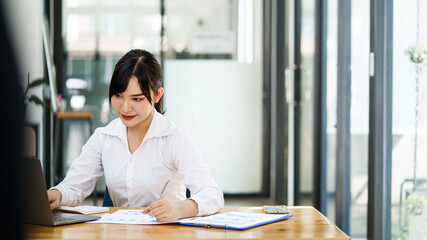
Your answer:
[28,95,44,107]
[28,78,45,89]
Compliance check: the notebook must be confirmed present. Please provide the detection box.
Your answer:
[57,205,109,215]
[22,157,101,226]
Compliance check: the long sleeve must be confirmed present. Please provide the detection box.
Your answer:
[50,129,104,206]
[169,129,224,216]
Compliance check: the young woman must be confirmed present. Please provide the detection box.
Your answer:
[47,49,224,222]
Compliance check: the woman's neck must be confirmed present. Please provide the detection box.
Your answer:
[126,110,155,153]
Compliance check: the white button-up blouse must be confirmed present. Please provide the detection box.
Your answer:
[52,110,224,216]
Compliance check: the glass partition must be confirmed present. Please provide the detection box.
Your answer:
[349,0,370,237]
[163,0,264,193]
[61,1,161,190]
[293,0,315,205]
[325,0,338,223]
[62,0,264,195]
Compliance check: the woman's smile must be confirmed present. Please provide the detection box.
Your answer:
[122,114,136,120]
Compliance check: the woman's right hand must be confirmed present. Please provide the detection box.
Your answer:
[47,189,62,210]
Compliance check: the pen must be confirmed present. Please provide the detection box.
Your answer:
[158,180,170,200]
[191,223,228,228]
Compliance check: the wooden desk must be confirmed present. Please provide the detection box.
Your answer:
[23,206,350,239]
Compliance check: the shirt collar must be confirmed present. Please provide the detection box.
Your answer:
[145,110,178,140]
[99,110,178,143]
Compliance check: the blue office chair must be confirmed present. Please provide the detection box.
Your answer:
[102,187,114,207]
[102,187,191,207]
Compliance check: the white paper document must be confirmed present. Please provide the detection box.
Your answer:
[89,210,174,225]
[90,210,292,229]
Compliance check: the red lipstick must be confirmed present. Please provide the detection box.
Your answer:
[122,114,136,120]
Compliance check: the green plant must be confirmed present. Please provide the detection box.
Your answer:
[405,193,427,216]
[393,193,427,240]
[405,193,427,239]
[392,222,408,240]
[21,72,44,108]
[405,42,427,64]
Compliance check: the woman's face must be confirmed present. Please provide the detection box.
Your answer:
[111,76,163,129]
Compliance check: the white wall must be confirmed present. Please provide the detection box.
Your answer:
[164,60,263,193]
[3,0,44,160]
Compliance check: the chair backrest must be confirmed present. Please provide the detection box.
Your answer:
[102,187,114,207]
[23,125,38,157]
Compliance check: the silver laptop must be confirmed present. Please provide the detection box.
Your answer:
[22,157,101,226]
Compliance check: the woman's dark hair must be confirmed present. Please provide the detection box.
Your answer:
[109,49,164,113]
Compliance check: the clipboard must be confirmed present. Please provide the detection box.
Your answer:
[177,211,293,230]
